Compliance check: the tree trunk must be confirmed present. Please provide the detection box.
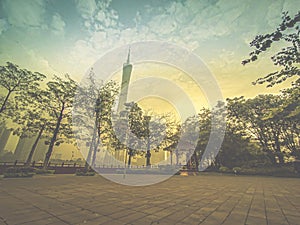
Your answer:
[193,152,199,171]
[91,135,100,167]
[26,123,45,166]
[128,149,132,168]
[170,150,173,165]
[84,116,98,172]
[43,105,64,169]
[146,136,151,166]
[175,148,179,165]
[274,135,284,165]
[0,90,12,113]
[266,150,277,165]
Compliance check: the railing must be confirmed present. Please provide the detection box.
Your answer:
[0,161,186,174]
[0,160,85,168]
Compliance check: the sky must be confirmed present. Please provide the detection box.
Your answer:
[0,0,299,100]
[0,0,299,159]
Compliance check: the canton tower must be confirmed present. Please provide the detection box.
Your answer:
[117,48,133,113]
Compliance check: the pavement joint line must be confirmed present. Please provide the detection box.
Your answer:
[197,194,232,225]
[1,175,300,224]
[263,184,269,225]
[0,216,8,225]
[194,184,241,225]
[243,186,255,225]
[220,187,247,225]
[273,192,291,225]
[0,188,72,225]
[19,186,123,217]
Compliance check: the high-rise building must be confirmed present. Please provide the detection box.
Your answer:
[117,49,133,113]
[0,125,10,155]
[14,136,35,161]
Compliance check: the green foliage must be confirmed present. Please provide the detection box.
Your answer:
[3,167,35,178]
[75,169,95,176]
[226,94,299,164]
[242,11,300,87]
[232,167,241,174]
[219,166,231,173]
[73,71,119,169]
[238,165,298,177]
[33,168,55,174]
[0,62,46,115]
[43,74,78,169]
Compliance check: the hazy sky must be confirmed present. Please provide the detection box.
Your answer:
[0,0,298,99]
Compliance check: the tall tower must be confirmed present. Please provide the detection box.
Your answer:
[117,48,133,113]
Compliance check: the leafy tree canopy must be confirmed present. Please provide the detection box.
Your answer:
[242,11,300,87]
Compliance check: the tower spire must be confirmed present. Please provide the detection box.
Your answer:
[126,47,130,64]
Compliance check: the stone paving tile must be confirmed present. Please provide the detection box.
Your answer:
[20,217,68,225]
[4,211,51,225]
[1,174,300,225]
[79,216,114,225]
[131,214,161,225]
[222,212,248,225]
[245,215,268,225]
[115,211,148,223]
[285,215,300,225]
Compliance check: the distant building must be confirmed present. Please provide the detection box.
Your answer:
[117,48,133,112]
[0,125,10,155]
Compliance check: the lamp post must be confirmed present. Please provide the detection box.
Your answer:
[144,115,151,167]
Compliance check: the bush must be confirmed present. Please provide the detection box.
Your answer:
[4,173,34,178]
[232,167,242,174]
[4,167,34,173]
[34,168,55,174]
[75,169,95,176]
[238,165,298,177]
[3,167,34,178]
[219,166,231,173]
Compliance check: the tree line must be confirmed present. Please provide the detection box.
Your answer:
[0,11,299,171]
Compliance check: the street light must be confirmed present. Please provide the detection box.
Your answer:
[144,115,151,167]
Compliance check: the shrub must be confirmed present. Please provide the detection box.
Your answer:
[34,168,55,174]
[232,167,242,174]
[75,169,95,176]
[3,167,35,178]
[238,165,298,177]
[4,173,34,178]
[219,166,231,173]
[4,167,34,173]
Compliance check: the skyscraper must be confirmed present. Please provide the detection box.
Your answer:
[0,125,10,154]
[117,49,133,113]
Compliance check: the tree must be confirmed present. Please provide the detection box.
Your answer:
[265,81,300,159]
[110,102,145,167]
[227,95,291,165]
[141,113,167,167]
[43,75,77,169]
[242,11,300,87]
[215,124,259,169]
[12,90,48,165]
[73,71,119,171]
[0,62,46,114]
[161,116,181,166]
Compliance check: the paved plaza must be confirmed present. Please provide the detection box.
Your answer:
[0,174,300,225]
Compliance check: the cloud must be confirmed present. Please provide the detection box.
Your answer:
[0,19,8,35]
[51,13,66,35]
[1,0,46,28]
[75,0,97,19]
[25,48,59,76]
[67,0,299,76]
